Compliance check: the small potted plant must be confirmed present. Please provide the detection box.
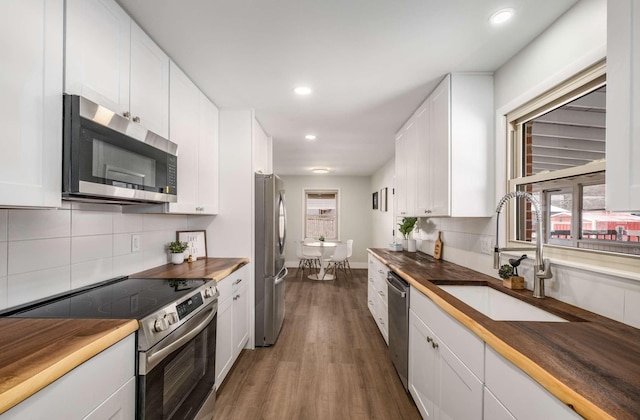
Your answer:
[168,240,189,264]
[398,217,417,252]
[498,264,524,289]
[318,236,325,242]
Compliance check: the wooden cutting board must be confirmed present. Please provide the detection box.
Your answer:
[434,231,443,260]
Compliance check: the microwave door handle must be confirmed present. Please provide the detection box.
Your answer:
[143,304,216,373]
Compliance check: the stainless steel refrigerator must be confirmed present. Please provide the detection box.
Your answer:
[255,173,287,347]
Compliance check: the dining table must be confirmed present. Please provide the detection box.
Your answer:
[304,240,340,280]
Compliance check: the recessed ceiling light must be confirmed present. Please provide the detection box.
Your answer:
[490,8,514,25]
[305,134,317,140]
[293,86,312,95]
[311,168,329,174]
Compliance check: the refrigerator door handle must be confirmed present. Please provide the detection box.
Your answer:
[275,267,288,286]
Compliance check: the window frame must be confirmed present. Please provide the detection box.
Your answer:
[302,188,340,241]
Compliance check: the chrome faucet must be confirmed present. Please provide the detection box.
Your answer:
[494,191,552,298]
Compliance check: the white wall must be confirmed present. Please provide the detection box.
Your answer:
[403,0,640,329]
[370,158,396,248]
[282,175,372,268]
[0,203,212,310]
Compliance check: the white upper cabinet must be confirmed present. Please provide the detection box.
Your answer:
[153,61,218,215]
[0,0,63,208]
[65,0,169,138]
[606,0,640,211]
[395,73,494,218]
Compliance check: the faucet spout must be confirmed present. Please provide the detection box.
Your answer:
[494,191,552,298]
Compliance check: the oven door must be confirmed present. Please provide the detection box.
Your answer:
[138,302,217,420]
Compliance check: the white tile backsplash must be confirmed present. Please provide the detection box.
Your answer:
[71,258,113,289]
[0,242,6,277]
[0,210,7,241]
[624,289,640,329]
[72,210,113,236]
[7,266,71,307]
[113,213,143,234]
[8,208,71,240]
[72,235,113,264]
[0,277,7,310]
[0,206,213,309]
[8,238,70,275]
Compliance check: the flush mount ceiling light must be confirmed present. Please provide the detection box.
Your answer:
[490,8,514,25]
[305,134,317,140]
[293,86,312,95]
[311,168,330,174]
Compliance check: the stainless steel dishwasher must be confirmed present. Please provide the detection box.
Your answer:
[386,271,410,391]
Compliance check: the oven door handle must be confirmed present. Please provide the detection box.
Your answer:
[143,304,217,374]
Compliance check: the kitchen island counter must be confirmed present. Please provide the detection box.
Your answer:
[369,248,640,420]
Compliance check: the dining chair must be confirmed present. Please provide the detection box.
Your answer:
[345,239,354,276]
[323,243,350,280]
[295,240,317,277]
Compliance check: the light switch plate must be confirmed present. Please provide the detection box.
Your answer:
[131,234,141,252]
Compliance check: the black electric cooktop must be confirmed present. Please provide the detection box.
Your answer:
[3,277,210,320]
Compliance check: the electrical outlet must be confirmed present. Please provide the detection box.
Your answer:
[131,234,141,252]
[480,236,494,255]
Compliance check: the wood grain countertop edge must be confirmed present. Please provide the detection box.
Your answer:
[371,250,615,420]
[0,319,138,415]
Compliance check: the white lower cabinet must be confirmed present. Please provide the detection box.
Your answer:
[409,307,482,420]
[1,334,135,419]
[215,265,250,389]
[483,387,515,420]
[485,347,581,420]
[367,255,389,344]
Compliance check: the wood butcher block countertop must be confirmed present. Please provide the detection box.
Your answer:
[132,257,249,280]
[369,248,640,420]
[0,318,138,414]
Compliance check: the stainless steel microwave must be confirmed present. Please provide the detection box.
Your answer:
[62,95,178,204]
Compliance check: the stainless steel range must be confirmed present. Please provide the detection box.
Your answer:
[3,276,219,420]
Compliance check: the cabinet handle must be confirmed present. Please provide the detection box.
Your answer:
[427,336,433,343]
[133,116,141,123]
[122,111,131,118]
[432,341,439,349]
[378,318,385,325]
[378,269,384,275]
[233,278,242,286]
[233,294,240,301]
[378,291,385,297]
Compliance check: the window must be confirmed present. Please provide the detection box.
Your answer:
[304,190,339,240]
[507,61,640,257]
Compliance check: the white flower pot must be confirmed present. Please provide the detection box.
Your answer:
[171,253,185,264]
[407,239,417,252]
[402,239,408,250]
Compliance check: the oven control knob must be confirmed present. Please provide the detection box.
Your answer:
[166,312,179,325]
[204,287,216,299]
[154,317,169,332]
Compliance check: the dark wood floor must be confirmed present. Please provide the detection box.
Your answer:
[213,268,421,420]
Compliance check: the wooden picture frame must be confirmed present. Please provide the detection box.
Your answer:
[177,230,207,259]
[372,191,379,210]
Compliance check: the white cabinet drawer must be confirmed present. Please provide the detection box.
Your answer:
[410,286,484,380]
[485,346,581,420]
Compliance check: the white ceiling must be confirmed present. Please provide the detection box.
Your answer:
[117,0,578,176]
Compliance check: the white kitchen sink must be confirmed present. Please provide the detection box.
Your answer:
[438,285,567,322]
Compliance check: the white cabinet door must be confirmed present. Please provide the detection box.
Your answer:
[437,338,483,420]
[428,77,451,217]
[484,387,516,420]
[606,0,640,211]
[215,292,234,390]
[409,310,437,420]
[0,0,63,208]
[83,377,135,420]
[416,104,431,216]
[197,93,220,214]
[65,0,130,116]
[232,281,249,357]
[169,61,199,213]
[129,22,169,138]
[395,131,408,216]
